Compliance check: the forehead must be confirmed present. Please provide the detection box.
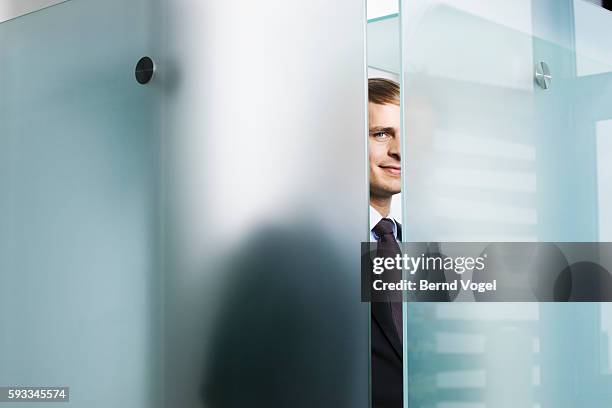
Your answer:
[368,102,400,127]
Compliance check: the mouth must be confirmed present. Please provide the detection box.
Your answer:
[380,165,401,176]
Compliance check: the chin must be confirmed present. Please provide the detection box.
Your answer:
[381,187,401,196]
[384,182,401,195]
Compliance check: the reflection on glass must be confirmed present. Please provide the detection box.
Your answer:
[401,0,612,407]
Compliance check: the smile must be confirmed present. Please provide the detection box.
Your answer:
[380,165,401,176]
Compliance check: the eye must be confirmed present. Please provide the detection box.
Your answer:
[372,131,391,141]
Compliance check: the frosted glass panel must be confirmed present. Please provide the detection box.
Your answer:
[401,0,604,242]
[401,1,538,242]
[161,0,369,407]
[402,0,612,407]
[0,2,161,407]
[1,0,368,407]
[597,120,612,241]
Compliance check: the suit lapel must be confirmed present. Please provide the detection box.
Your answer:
[372,301,403,359]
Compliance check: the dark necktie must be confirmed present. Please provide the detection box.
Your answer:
[372,218,403,343]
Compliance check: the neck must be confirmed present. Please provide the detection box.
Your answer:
[370,196,392,218]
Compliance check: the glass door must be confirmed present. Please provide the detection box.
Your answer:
[0,2,161,407]
[400,0,612,406]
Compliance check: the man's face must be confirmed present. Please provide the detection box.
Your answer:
[369,102,401,198]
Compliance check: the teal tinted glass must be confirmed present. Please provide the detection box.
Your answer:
[401,0,612,406]
[0,2,161,407]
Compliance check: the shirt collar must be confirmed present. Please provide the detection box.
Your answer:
[370,205,398,240]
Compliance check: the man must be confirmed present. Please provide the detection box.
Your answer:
[368,78,403,408]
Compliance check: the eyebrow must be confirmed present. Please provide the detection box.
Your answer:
[369,126,395,134]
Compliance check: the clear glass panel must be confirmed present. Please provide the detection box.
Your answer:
[0,2,161,407]
[368,13,401,76]
[401,0,612,406]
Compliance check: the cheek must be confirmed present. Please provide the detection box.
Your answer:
[368,143,385,164]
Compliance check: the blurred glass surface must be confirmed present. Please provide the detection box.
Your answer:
[401,0,612,406]
[0,1,161,407]
[160,1,368,407]
[1,0,368,407]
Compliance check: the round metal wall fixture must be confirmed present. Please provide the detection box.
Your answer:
[535,61,551,90]
[135,56,155,85]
